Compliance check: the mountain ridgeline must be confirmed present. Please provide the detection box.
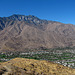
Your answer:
[0,14,75,51]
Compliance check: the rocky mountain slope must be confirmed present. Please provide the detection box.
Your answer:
[0,14,75,51]
[0,58,75,75]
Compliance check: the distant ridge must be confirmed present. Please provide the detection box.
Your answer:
[0,14,75,51]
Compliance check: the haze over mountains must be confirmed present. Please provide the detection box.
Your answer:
[0,14,75,51]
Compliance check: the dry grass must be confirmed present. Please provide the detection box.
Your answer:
[0,58,75,75]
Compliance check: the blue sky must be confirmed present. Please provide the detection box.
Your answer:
[0,0,75,24]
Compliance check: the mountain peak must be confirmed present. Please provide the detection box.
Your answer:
[5,14,49,25]
[8,14,40,21]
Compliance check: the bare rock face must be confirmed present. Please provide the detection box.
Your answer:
[0,14,75,51]
[0,58,75,75]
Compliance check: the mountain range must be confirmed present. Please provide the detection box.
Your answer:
[0,14,75,52]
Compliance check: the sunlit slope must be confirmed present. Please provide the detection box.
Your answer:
[0,58,75,75]
[0,15,75,51]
